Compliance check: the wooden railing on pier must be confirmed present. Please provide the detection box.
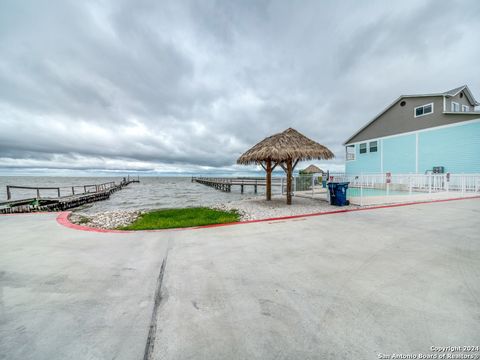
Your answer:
[6,182,117,200]
[1,177,140,214]
[192,177,283,193]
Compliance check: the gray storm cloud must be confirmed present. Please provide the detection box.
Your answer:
[0,0,479,174]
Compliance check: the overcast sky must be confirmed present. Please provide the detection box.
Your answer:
[1,0,479,176]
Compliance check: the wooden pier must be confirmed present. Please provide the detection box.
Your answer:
[0,177,140,214]
[192,177,283,194]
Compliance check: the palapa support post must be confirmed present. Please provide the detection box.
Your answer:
[286,159,293,205]
[266,160,272,201]
[261,159,277,201]
[280,158,299,205]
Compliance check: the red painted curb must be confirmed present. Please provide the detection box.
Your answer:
[55,195,480,233]
[56,212,129,233]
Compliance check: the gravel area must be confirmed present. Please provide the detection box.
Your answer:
[69,195,359,229]
[213,195,360,221]
[69,210,142,229]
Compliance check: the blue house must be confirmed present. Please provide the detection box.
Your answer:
[344,85,480,174]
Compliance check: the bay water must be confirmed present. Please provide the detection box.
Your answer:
[0,176,279,214]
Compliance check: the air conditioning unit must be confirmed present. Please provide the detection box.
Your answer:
[433,166,445,174]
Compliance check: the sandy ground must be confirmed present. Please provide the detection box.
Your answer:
[214,195,357,220]
[70,195,353,228]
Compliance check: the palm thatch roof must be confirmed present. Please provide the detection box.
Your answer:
[237,128,334,164]
[301,164,324,174]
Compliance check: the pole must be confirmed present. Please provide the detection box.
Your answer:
[312,174,315,197]
[266,160,272,201]
[360,174,363,206]
[286,159,292,205]
[7,186,11,200]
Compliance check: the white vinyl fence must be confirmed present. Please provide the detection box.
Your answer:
[292,172,480,206]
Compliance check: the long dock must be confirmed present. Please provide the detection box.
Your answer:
[0,177,140,214]
[192,177,283,193]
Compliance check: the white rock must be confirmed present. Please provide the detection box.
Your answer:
[212,195,359,221]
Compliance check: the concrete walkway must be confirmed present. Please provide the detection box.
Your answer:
[1,199,479,360]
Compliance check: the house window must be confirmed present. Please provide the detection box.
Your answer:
[369,141,378,152]
[346,145,355,161]
[414,103,433,117]
[359,143,367,154]
[462,105,469,112]
[451,102,460,112]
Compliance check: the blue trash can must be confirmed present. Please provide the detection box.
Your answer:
[327,182,337,205]
[327,182,350,206]
[334,182,349,206]
[322,180,327,188]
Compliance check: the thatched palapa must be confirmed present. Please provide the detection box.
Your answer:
[237,128,334,164]
[300,164,324,174]
[237,128,334,204]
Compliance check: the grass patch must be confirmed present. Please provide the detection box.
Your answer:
[77,215,91,225]
[119,207,240,230]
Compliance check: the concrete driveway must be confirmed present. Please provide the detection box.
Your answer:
[1,199,479,360]
[0,213,169,360]
[154,199,480,360]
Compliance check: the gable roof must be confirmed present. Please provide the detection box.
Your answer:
[442,85,478,106]
[343,85,479,145]
[442,85,466,96]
